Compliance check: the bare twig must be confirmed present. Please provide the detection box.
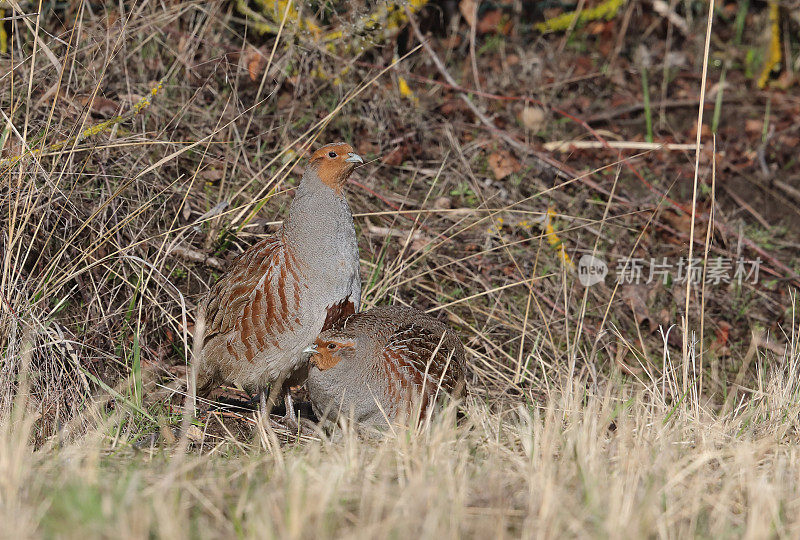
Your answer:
[683,0,715,397]
[169,245,225,270]
[650,0,690,35]
[545,141,698,152]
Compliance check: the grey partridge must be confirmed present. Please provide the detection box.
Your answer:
[303,306,468,429]
[195,142,364,425]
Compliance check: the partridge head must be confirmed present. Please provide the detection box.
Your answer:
[307,142,364,195]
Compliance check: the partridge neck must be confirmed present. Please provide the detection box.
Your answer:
[283,172,356,263]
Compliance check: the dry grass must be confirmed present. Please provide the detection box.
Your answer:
[2,1,799,536]
[3,350,800,537]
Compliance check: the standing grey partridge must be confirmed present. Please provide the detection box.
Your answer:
[303,305,468,429]
[195,142,363,426]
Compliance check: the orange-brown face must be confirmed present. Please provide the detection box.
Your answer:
[308,142,363,194]
[305,337,356,371]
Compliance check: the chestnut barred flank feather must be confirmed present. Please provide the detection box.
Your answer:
[201,237,306,353]
[196,143,362,400]
[380,323,465,415]
[322,298,356,332]
[306,306,468,428]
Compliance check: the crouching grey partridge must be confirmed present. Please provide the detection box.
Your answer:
[195,142,363,426]
[303,306,468,429]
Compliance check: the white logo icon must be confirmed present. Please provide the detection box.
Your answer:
[578,255,607,287]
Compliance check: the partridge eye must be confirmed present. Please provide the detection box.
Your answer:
[328,151,337,158]
[327,343,337,350]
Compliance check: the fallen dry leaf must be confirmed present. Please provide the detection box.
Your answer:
[711,321,732,352]
[105,9,119,28]
[744,119,762,135]
[690,121,712,139]
[661,207,708,239]
[439,98,471,116]
[77,95,119,117]
[478,9,508,34]
[487,150,521,180]
[433,196,452,210]
[440,33,462,48]
[276,91,292,109]
[244,48,266,81]
[200,167,224,184]
[382,146,406,166]
[357,140,379,156]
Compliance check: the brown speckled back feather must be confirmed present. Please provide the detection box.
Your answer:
[306,306,468,427]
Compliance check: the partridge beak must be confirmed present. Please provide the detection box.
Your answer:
[344,152,363,164]
[302,344,318,355]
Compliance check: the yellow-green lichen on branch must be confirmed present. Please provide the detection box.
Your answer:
[235,0,428,52]
[535,0,627,33]
[757,0,781,88]
[236,0,321,37]
[0,9,7,54]
[234,2,428,99]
